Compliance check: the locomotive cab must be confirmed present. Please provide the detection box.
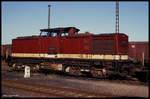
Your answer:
[40,27,80,37]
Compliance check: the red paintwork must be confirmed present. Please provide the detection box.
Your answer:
[12,33,128,57]
[117,34,129,55]
[128,42,149,61]
[12,37,39,53]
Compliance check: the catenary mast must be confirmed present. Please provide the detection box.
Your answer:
[115,1,119,34]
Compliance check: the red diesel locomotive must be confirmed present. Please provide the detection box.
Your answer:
[9,27,129,77]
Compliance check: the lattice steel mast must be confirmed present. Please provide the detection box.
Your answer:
[48,5,51,29]
[115,1,119,34]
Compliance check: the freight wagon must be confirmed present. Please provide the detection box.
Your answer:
[128,42,149,66]
[1,44,11,62]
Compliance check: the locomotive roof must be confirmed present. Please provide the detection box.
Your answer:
[40,27,80,33]
[15,33,128,39]
[92,33,128,37]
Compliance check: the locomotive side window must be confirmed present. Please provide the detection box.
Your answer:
[61,32,68,36]
[41,32,48,37]
[40,27,80,37]
[51,32,58,37]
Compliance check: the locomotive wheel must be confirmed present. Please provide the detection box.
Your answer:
[31,64,40,72]
[74,66,82,76]
[11,63,19,71]
[91,70,103,78]
[69,66,82,76]
[90,67,103,78]
[69,66,75,75]
[7,63,15,72]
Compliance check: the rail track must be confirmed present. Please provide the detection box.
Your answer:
[2,62,148,97]
[2,79,118,98]
[37,68,148,86]
[2,63,148,87]
[4,68,148,86]
[2,59,148,84]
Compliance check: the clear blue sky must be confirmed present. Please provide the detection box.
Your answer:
[2,1,148,44]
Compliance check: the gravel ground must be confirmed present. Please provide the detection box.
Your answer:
[1,61,149,98]
[2,71,148,98]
